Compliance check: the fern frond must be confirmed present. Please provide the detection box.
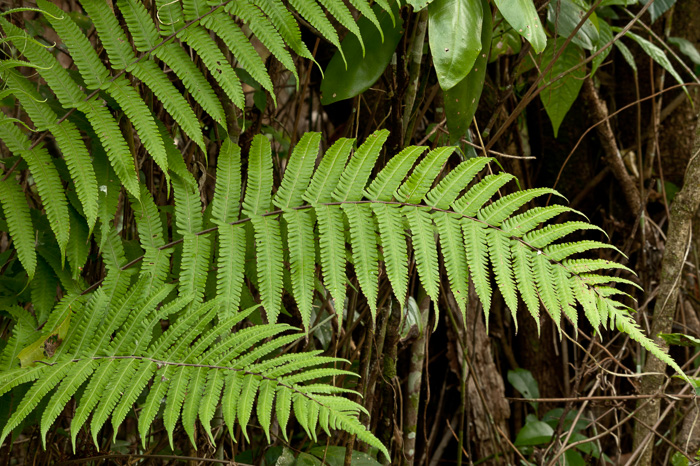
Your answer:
[199,368,224,442]
[477,188,562,226]
[0,358,73,446]
[252,215,285,323]
[201,10,275,101]
[179,233,212,303]
[181,366,207,446]
[544,240,622,262]
[563,258,634,275]
[0,176,36,277]
[107,77,169,175]
[276,383,293,441]
[238,373,262,442]
[223,0,300,82]
[425,157,492,209]
[333,130,389,202]
[395,147,454,204]
[155,43,227,124]
[462,220,491,313]
[524,221,604,249]
[342,204,380,320]
[285,209,317,331]
[435,213,469,317]
[0,67,99,229]
[274,132,321,209]
[487,229,518,324]
[40,359,96,447]
[303,137,355,204]
[372,203,409,304]
[0,115,70,257]
[216,224,247,317]
[249,0,314,60]
[289,0,344,62]
[315,204,347,311]
[553,266,578,327]
[89,359,140,446]
[243,134,274,216]
[38,0,109,89]
[132,188,172,294]
[76,99,141,198]
[110,361,155,436]
[511,240,540,329]
[405,207,440,302]
[501,205,580,236]
[364,146,427,201]
[532,252,562,328]
[0,18,84,107]
[222,370,244,439]
[452,173,515,217]
[257,378,277,442]
[179,25,245,110]
[164,365,193,447]
[318,0,365,53]
[212,138,243,223]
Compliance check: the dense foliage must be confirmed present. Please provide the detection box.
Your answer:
[0,0,699,464]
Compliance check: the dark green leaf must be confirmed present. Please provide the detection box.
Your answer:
[320,2,403,104]
[444,0,492,143]
[428,0,483,90]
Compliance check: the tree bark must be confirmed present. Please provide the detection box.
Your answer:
[632,123,700,465]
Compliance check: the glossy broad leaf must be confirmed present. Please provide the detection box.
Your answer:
[492,0,547,53]
[444,0,492,143]
[428,0,483,90]
[539,39,586,137]
[320,3,403,104]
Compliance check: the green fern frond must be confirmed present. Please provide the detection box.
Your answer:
[199,368,224,442]
[224,0,300,83]
[315,204,347,311]
[318,0,366,54]
[487,229,518,324]
[453,173,515,216]
[462,220,491,313]
[373,203,409,304]
[217,224,247,317]
[213,139,243,223]
[343,203,380,320]
[364,146,427,201]
[179,26,245,110]
[0,176,36,278]
[304,137,355,204]
[285,210,317,330]
[425,157,492,209]
[251,0,314,60]
[201,10,276,102]
[406,207,440,302]
[511,240,540,329]
[477,188,562,226]
[395,147,454,204]
[435,213,469,317]
[524,221,604,249]
[274,132,321,209]
[544,240,622,262]
[532,252,562,327]
[253,215,285,322]
[243,134,274,216]
[333,130,389,202]
[501,205,581,236]
[0,114,70,258]
[38,0,109,89]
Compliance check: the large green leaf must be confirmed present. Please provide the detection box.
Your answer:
[428,0,482,90]
[546,0,599,50]
[539,38,586,137]
[621,30,687,95]
[492,0,547,53]
[639,0,675,23]
[444,0,492,143]
[320,2,403,105]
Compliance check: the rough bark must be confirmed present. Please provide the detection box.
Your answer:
[446,291,510,463]
[632,124,700,465]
